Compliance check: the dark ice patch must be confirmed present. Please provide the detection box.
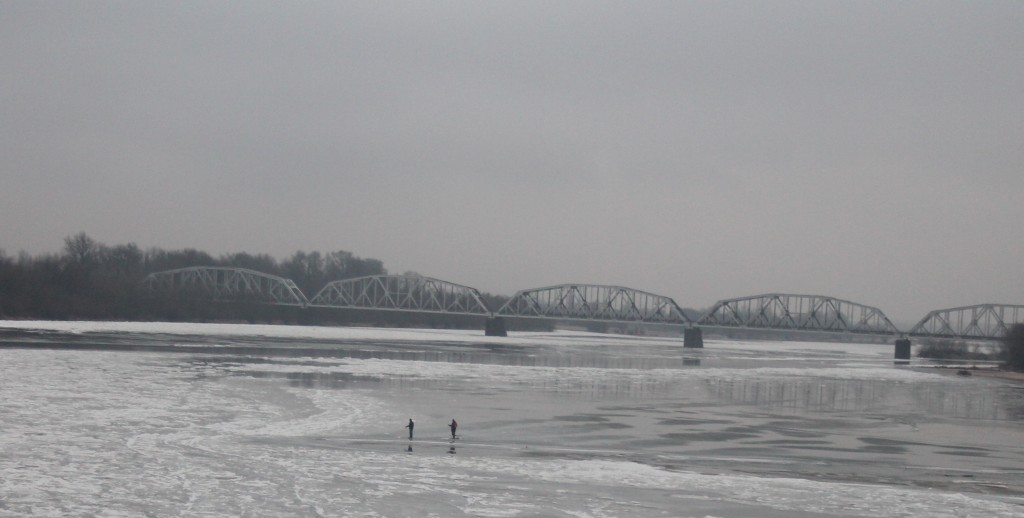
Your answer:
[661,428,761,443]
[937,450,990,457]
[553,414,610,423]
[657,417,731,426]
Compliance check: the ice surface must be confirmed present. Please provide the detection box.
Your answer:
[1,321,1022,517]
[1,319,620,344]
[0,319,899,356]
[219,356,951,385]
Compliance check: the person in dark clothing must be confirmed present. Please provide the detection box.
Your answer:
[406,418,414,439]
[449,418,458,439]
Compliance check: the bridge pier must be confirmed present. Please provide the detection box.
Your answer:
[485,317,507,337]
[894,338,911,361]
[684,327,704,348]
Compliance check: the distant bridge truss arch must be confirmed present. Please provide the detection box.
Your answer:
[697,293,900,335]
[143,267,309,306]
[308,274,492,316]
[495,284,692,325]
[909,304,1024,340]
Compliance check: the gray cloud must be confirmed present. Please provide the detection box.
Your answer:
[2,1,1022,324]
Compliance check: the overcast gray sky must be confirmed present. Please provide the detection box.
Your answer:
[2,1,1022,325]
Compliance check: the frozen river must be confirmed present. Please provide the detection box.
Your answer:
[1,321,1023,517]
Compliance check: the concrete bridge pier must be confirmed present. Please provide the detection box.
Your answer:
[485,317,507,337]
[894,337,912,361]
[684,327,704,348]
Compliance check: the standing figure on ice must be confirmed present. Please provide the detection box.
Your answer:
[406,418,415,440]
[449,418,458,439]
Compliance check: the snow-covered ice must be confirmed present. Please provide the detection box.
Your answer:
[1,320,1022,516]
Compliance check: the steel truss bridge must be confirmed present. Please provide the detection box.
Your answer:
[143,266,1022,341]
[308,275,491,316]
[908,304,1024,339]
[143,267,309,306]
[698,294,900,335]
[495,284,691,325]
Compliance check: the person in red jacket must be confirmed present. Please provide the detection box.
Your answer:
[449,418,458,439]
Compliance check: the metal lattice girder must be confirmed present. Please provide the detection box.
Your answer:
[495,284,692,324]
[308,274,492,316]
[697,293,900,334]
[143,267,309,306]
[909,304,1024,339]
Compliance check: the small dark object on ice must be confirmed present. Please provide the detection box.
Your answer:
[957,369,972,376]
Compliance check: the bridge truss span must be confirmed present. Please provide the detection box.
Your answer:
[909,304,1024,340]
[495,284,692,325]
[143,267,309,306]
[697,293,900,335]
[308,274,492,316]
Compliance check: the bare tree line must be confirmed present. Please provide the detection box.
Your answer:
[0,232,392,322]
